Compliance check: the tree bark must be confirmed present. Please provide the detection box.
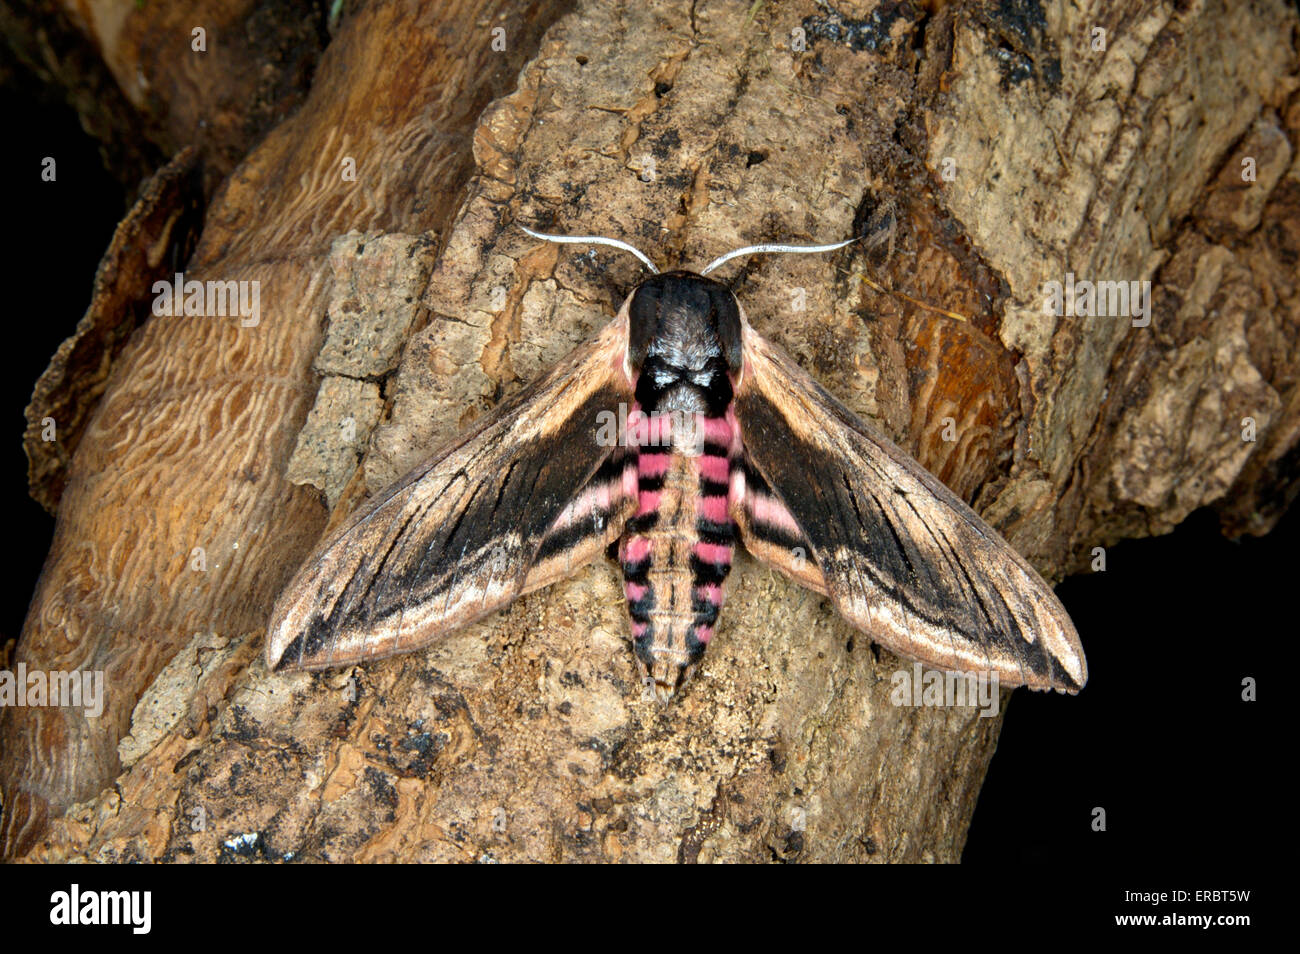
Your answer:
[3,0,1297,863]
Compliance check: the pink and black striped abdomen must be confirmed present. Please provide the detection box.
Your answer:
[618,410,738,699]
[689,414,738,651]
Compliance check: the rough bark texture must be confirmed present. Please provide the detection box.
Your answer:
[3,0,1298,863]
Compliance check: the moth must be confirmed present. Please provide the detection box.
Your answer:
[267,226,1087,701]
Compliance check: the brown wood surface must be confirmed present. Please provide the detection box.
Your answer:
[2,0,1297,862]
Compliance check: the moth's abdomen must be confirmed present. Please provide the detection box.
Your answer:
[619,410,737,700]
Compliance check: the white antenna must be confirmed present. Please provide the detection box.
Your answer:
[521,226,857,276]
[700,238,856,275]
[520,226,659,275]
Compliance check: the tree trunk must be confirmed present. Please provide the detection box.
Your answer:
[3,0,1297,863]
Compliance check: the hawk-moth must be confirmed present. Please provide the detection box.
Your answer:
[266,227,1087,701]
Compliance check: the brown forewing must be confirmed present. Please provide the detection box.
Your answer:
[732,320,1087,693]
[267,314,635,671]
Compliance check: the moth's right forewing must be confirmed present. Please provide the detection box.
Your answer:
[734,324,1087,693]
[267,315,635,671]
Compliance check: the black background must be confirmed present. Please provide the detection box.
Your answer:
[0,56,1278,891]
[0,72,126,655]
[965,505,1276,866]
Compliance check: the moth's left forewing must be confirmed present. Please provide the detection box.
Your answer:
[268,313,636,671]
[732,318,1087,693]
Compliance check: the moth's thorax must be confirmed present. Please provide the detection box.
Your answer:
[627,271,741,418]
[619,408,738,702]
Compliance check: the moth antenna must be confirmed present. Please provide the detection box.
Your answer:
[521,225,659,275]
[700,238,857,276]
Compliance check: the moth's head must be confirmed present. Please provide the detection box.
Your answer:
[625,271,744,376]
[518,228,856,383]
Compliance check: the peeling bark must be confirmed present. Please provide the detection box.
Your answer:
[23,146,202,514]
[4,0,1297,863]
